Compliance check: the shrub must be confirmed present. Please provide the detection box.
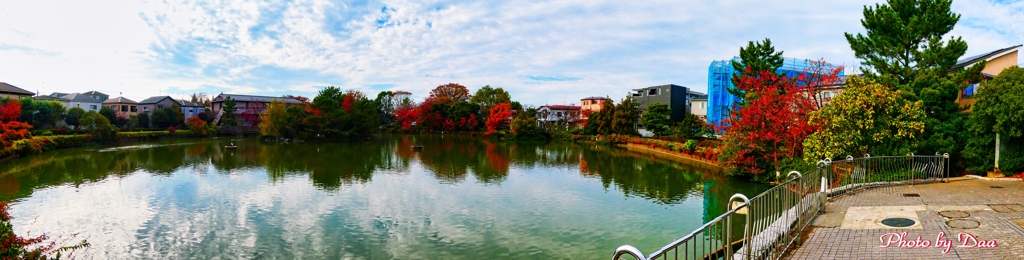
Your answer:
[39,130,53,136]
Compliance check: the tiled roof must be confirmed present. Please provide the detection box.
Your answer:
[83,90,108,97]
[32,95,69,102]
[953,45,1022,70]
[0,82,33,95]
[212,94,302,104]
[177,100,203,107]
[102,97,137,104]
[62,93,103,103]
[138,96,174,104]
[49,92,69,98]
[539,105,581,110]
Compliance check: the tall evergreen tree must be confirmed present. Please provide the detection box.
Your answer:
[845,0,966,86]
[730,38,785,105]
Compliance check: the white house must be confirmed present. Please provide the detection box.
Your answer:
[536,105,582,127]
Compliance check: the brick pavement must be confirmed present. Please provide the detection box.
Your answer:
[785,179,1024,259]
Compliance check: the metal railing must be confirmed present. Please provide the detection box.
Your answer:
[613,154,948,260]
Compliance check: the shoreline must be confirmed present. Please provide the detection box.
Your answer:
[620,143,721,168]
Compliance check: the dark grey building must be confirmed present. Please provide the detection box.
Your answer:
[630,84,690,122]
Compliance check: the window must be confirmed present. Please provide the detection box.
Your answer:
[144,107,150,112]
[121,106,128,112]
[189,109,194,113]
[556,112,562,117]
[130,106,137,112]
[90,105,97,110]
[157,105,163,109]
[648,89,658,96]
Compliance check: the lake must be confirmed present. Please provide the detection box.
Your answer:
[0,135,768,259]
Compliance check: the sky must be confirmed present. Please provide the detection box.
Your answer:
[0,0,1021,106]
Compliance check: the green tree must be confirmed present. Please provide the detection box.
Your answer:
[129,114,139,129]
[221,97,238,126]
[258,99,288,138]
[803,76,926,160]
[963,66,1024,173]
[593,98,616,135]
[470,85,511,112]
[65,107,85,129]
[845,0,966,86]
[170,102,185,126]
[138,112,150,128]
[730,38,784,103]
[640,103,672,136]
[99,106,117,124]
[612,97,639,136]
[674,113,712,139]
[510,111,543,140]
[79,111,117,142]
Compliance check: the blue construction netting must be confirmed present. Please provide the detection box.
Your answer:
[706,57,845,130]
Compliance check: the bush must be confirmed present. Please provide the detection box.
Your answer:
[39,130,53,136]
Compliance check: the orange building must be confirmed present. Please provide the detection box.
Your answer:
[580,96,606,119]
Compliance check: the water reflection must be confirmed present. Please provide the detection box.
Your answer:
[0,136,768,258]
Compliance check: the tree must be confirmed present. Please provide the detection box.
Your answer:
[1,99,32,151]
[640,103,673,136]
[730,38,784,103]
[845,0,966,86]
[485,103,512,136]
[612,97,639,136]
[510,111,542,140]
[79,111,117,142]
[170,102,185,126]
[190,92,212,107]
[798,58,846,110]
[846,0,974,169]
[674,113,713,139]
[803,76,926,160]
[720,70,818,178]
[99,106,117,125]
[220,97,238,126]
[259,99,289,138]
[186,115,208,136]
[429,83,471,105]
[138,112,150,128]
[470,85,511,112]
[65,107,85,129]
[963,66,1024,173]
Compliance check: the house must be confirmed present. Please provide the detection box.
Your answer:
[102,97,139,118]
[137,96,178,115]
[630,84,690,122]
[58,93,104,112]
[955,44,1021,112]
[82,91,109,103]
[0,82,34,99]
[580,96,607,120]
[211,94,303,126]
[536,105,581,128]
[691,96,708,120]
[177,100,206,119]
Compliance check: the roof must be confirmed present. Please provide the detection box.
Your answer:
[177,100,203,107]
[83,91,108,97]
[212,94,302,104]
[581,96,605,100]
[632,84,686,91]
[0,82,33,95]
[102,96,137,104]
[692,97,708,101]
[62,93,104,103]
[953,45,1022,70]
[49,92,69,98]
[32,95,69,102]
[538,105,581,110]
[138,96,175,104]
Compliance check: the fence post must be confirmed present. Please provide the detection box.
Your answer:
[943,153,950,183]
[728,194,751,260]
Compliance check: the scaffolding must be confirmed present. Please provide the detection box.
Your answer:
[706,57,844,130]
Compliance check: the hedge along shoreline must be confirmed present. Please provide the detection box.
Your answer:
[0,130,202,161]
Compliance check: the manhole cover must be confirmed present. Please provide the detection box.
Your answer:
[939,210,970,218]
[947,219,980,229]
[881,218,916,227]
[989,204,1024,213]
[902,193,920,197]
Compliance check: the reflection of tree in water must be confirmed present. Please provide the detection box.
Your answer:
[578,146,711,205]
[414,137,473,183]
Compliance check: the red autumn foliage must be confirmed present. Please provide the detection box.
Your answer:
[1,101,32,150]
[341,95,355,112]
[185,115,207,135]
[395,105,420,131]
[305,106,323,116]
[722,69,818,175]
[484,103,512,136]
[443,119,456,131]
[797,58,846,110]
[579,109,594,127]
[459,114,479,131]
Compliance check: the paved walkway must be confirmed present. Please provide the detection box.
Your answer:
[785,179,1024,259]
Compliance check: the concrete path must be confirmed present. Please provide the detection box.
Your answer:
[784,179,1024,259]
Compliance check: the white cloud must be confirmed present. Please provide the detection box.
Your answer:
[0,0,1018,105]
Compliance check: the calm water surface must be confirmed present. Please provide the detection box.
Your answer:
[0,136,768,259]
